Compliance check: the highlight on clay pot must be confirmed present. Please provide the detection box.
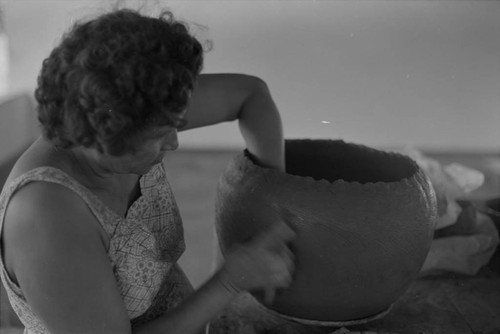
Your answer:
[215,139,437,323]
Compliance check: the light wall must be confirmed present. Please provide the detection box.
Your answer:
[2,0,499,152]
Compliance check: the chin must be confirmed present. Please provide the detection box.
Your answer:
[129,163,156,175]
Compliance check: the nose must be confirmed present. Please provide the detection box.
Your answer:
[161,129,179,151]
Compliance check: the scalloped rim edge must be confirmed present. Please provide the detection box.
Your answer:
[235,139,426,192]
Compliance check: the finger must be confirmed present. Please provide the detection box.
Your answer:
[274,270,293,289]
[274,220,296,242]
[256,222,296,247]
[267,238,289,253]
[279,271,293,287]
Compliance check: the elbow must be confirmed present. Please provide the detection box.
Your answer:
[237,74,271,101]
[238,75,274,119]
[248,75,271,97]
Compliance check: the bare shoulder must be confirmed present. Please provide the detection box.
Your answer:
[2,137,106,272]
[4,136,62,184]
[2,137,110,255]
[2,179,106,283]
[2,178,130,333]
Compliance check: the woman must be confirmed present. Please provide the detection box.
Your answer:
[0,8,295,334]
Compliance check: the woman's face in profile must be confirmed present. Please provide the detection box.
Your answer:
[103,125,179,175]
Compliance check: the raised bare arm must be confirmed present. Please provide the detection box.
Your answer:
[182,73,285,171]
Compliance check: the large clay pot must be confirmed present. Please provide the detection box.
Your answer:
[215,139,437,323]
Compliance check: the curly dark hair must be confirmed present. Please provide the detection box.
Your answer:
[35,9,204,155]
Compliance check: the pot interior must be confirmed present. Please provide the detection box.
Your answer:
[284,140,417,184]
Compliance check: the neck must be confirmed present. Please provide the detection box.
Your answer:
[46,140,139,194]
[37,137,141,217]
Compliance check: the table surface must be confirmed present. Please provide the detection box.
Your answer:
[209,262,500,334]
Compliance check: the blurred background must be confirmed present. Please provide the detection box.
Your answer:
[0,0,499,153]
[0,0,499,330]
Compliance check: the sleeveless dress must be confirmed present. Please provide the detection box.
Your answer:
[0,163,194,333]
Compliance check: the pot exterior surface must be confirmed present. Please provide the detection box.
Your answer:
[215,139,437,322]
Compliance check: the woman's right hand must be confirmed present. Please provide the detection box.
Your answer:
[215,222,296,304]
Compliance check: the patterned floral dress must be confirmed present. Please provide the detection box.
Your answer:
[0,163,193,333]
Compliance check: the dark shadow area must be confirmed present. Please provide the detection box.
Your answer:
[284,139,417,183]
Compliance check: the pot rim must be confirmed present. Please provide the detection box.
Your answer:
[238,139,428,192]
